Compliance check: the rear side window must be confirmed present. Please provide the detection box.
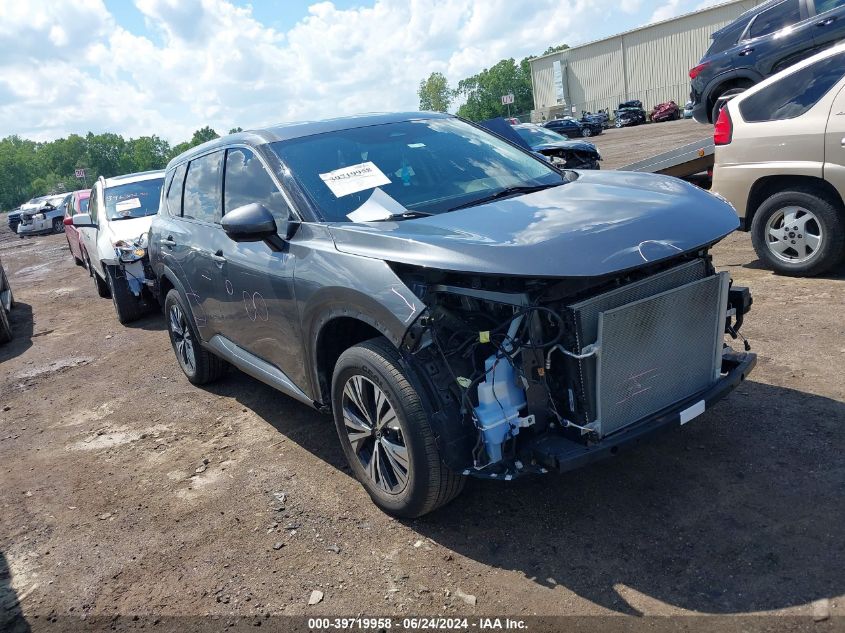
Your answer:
[183,151,223,223]
[166,163,187,216]
[78,197,89,214]
[224,147,290,224]
[740,52,845,121]
[747,0,802,39]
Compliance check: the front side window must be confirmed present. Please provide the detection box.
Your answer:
[224,147,290,225]
[183,152,223,223]
[271,117,563,222]
[747,0,802,39]
[89,187,99,223]
[740,51,845,121]
[166,163,188,216]
[103,177,165,221]
[814,0,845,14]
[77,196,89,214]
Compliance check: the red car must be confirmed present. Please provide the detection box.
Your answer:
[63,189,91,267]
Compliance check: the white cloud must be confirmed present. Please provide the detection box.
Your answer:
[0,0,653,143]
[649,0,683,23]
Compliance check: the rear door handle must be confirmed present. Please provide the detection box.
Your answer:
[840,137,845,147]
[738,47,754,56]
[161,237,177,247]
[211,250,226,265]
[817,17,836,26]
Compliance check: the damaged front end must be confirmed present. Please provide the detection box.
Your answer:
[395,253,755,479]
[110,232,158,307]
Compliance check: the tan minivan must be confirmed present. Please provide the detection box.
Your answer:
[712,42,845,276]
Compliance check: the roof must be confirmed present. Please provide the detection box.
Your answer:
[167,111,451,169]
[529,0,755,65]
[103,169,165,188]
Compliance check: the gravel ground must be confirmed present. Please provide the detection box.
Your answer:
[1,122,843,631]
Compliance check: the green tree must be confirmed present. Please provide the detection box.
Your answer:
[418,72,451,112]
[454,58,533,121]
[542,44,569,55]
[125,135,171,172]
[229,127,244,134]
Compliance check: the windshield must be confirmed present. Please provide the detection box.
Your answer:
[515,125,568,146]
[104,178,164,220]
[271,118,563,222]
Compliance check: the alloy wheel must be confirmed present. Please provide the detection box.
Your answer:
[168,303,196,373]
[764,206,823,264]
[342,375,409,495]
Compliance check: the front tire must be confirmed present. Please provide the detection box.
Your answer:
[581,127,592,137]
[92,267,111,298]
[331,338,464,518]
[164,289,225,385]
[52,218,63,234]
[107,267,143,324]
[750,189,845,276]
[0,303,11,344]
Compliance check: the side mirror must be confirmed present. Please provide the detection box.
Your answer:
[63,216,73,226]
[72,213,96,228]
[222,204,278,242]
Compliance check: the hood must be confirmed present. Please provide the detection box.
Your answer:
[105,215,155,243]
[328,171,739,278]
[533,140,599,156]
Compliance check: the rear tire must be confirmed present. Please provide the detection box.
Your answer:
[164,289,226,385]
[331,337,465,518]
[581,127,592,137]
[750,188,845,276]
[107,267,143,324]
[0,304,11,344]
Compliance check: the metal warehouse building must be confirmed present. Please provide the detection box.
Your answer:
[529,0,764,121]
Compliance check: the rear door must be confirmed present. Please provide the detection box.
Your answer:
[741,0,815,74]
[176,150,229,339]
[823,76,845,194]
[216,146,306,386]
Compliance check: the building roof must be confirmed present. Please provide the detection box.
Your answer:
[529,0,751,65]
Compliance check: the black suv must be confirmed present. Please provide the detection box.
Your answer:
[150,112,755,517]
[690,0,845,123]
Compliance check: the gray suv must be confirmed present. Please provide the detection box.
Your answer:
[149,112,756,517]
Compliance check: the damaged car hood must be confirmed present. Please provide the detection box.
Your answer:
[105,216,154,243]
[533,140,599,155]
[328,171,739,277]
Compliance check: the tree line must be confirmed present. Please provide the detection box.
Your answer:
[0,125,243,212]
[418,44,569,121]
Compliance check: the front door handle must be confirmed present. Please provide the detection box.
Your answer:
[211,250,226,265]
[817,17,835,26]
[840,136,845,147]
[738,47,754,56]
[161,236,176,247]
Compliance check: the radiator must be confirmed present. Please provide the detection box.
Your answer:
[566,261,728,437]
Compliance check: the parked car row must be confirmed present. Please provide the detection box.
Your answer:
[50,112,755,518]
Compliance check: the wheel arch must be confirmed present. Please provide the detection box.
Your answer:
[744,175,845,231]
[704,71,759,120]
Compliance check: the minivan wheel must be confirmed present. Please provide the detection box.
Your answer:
[164,289,226,384]
[751,189,845,276]
[331,338,464,518]
[107,268,143,324]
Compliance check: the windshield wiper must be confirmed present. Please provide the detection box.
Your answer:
[447,182,564,212]
[367,210,434,222]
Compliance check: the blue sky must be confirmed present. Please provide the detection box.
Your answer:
[2,0,722,142]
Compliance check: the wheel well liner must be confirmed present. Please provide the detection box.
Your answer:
[744,175,845,231]
[314,316,384,406]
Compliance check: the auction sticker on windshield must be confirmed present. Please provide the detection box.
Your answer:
[319,162,391,198]
[115,198,142,212]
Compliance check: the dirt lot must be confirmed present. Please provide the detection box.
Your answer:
[1,121,844,631]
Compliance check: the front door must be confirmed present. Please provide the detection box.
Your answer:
[823,80,845,194]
